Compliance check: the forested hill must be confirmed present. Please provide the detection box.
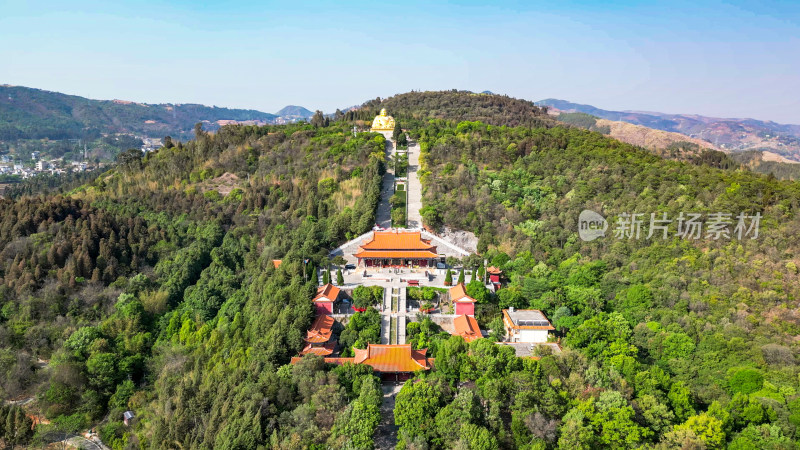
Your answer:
[0,84,278,141]
[2,90,800,448]
[350,90,556,128]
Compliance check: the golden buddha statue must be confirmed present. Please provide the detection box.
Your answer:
[371,108,396,131]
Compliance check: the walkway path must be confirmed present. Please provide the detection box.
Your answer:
[374,383,402,449]
[375,138,395,229]
[406,141,423,229]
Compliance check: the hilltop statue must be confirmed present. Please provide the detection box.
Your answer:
[371,108,396,131]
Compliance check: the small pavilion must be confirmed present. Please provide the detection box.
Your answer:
[312,283,340,315]
[449,283,476,316]
[487,266,504,289]
[354,230,440,268]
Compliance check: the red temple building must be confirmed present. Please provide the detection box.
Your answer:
[354,230,440,268]
[453,314,482,342]
[300,314,336,356]
[313,283,340,315]
[292,343,432,381]
[449,283,476,316]
[487,266,503,289]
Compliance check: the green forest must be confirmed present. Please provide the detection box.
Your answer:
[2,90,800,449]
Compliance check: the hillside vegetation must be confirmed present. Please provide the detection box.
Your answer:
[1,90,800,448]
[0,85,279,142]
[401,113,800,448]
[0,120,386,447]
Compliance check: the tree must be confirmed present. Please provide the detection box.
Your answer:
[116,148,142,171]
[458,268,465,284]
[395,380,445,442]
[311,110,326,128]
[393,121,403,141]
[466,280,490,303]
[396,132,408,147]
[445,270,453,286]
[671,413,725,449]
[729,368,763,394]
[322,268,330,285]
[352,286,377,310]
[336,268,344,285]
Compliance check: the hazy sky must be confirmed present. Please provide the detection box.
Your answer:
[2,0,799,123]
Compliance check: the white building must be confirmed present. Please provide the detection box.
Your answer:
[36,160,50,171]
[503,308,554,343]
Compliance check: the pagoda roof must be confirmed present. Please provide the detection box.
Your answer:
[300,341,336,356]
[313,284,340,302]
[359,231,436,251]
[272,259,282,269]
[453,315,482,342]
[449,283,476,303]
[352,344,431,372]
[487,266,503,275]
[305,314,335,343]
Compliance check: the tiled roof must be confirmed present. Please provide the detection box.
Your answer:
[305,315,335,343]
[352,344,431,372]
[291,346,432,373]
[486,266,503,275]
[453,315,482,342]
[354,250,440,259]
[360,231,436,251]
[503,309,554,330]
[313,283,340,302]
[300,341,336,356]
[449,283,475,303]
[272,259,282,269]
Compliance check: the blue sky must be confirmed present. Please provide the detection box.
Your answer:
[2,0,799,123]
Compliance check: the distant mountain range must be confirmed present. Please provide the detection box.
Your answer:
[538,98,800,161]
[0,85,314,142]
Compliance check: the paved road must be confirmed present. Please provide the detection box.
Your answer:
[406,141,423,229]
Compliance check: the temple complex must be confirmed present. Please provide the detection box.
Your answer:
[354,230,440,268]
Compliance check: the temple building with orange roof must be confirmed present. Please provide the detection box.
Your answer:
[353,230,440,268]
[301,314,337,356]
[312,283,340,315]
[449,283,476,316]
[291,343,432,381]
[453,314,482,342]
